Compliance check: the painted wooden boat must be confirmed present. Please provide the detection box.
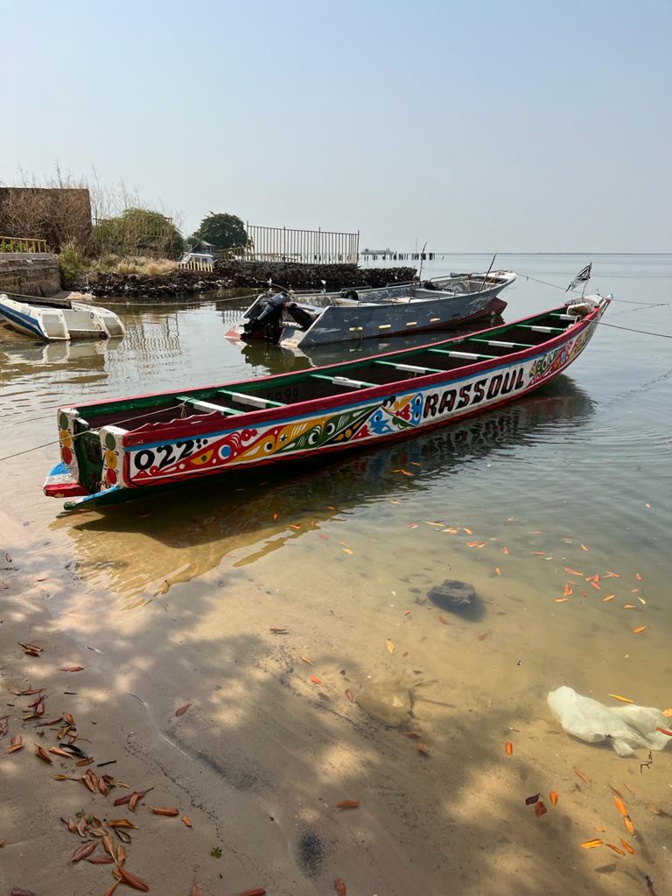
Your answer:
[44,296,610,511]
[0,293,125,341]
[226,270,516,348]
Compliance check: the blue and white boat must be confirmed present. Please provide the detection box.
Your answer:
[0,293,125,341]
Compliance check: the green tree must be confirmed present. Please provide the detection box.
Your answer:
[192,213,248,251]
[93,207,184,258]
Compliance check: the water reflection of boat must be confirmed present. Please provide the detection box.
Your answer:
[0,337,124,382]
[58,375,595,598]
[255,314,504,372]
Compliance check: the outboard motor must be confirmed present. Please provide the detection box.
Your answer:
[339,288,359,300]
[242,291,291,342]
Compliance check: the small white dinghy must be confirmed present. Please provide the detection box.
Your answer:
[0,293,125,341]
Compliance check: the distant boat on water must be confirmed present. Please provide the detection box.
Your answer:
[226,270,517,349]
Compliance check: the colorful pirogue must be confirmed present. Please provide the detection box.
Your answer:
[44,296,610,511]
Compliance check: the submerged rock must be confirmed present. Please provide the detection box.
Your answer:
[356,679,413,728]
[427,579,482,619]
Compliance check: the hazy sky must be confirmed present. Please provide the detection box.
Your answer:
[2,0,670,252]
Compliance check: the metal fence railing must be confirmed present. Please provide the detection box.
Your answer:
[245,224,359,265]
[0,235,49,253]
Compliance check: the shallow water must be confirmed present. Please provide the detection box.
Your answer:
[2,253,672,892]
[3,256,669,576]
[2,255,671,614]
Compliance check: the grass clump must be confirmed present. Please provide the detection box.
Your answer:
[90,255,177,275]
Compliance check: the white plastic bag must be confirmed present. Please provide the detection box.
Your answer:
[548,686,671,757]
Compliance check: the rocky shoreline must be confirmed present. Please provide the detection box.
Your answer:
[85,261,417,299]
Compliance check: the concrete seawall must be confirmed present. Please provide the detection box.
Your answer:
[0,254,61,297]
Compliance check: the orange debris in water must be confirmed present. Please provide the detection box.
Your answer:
[613,796,628,816]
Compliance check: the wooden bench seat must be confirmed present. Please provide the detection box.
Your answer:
[217,390,286,409]
[374,360,444,375]
[310,374,378,389]
[470,338,534,350]
[428,348,499,360]
[177,395,244,415]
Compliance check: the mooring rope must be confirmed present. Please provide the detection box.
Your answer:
[0,440,59,462]
[0,402,191,464]
[596,321,672,339]
[99,293,257,308]
[520,273,670,306]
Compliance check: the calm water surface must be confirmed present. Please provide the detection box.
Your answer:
[1,252,671,696]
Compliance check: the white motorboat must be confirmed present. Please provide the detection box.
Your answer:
[0,293,125,341]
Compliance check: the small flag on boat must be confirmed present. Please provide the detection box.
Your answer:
[566,263,592,292]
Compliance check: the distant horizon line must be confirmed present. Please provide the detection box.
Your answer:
[361,251,672,257]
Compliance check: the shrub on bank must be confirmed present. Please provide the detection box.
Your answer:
[58,239,88,287]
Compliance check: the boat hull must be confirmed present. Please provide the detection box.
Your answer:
[45,297,610,511]
[0,299,66,339]
[280,294,508,348]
